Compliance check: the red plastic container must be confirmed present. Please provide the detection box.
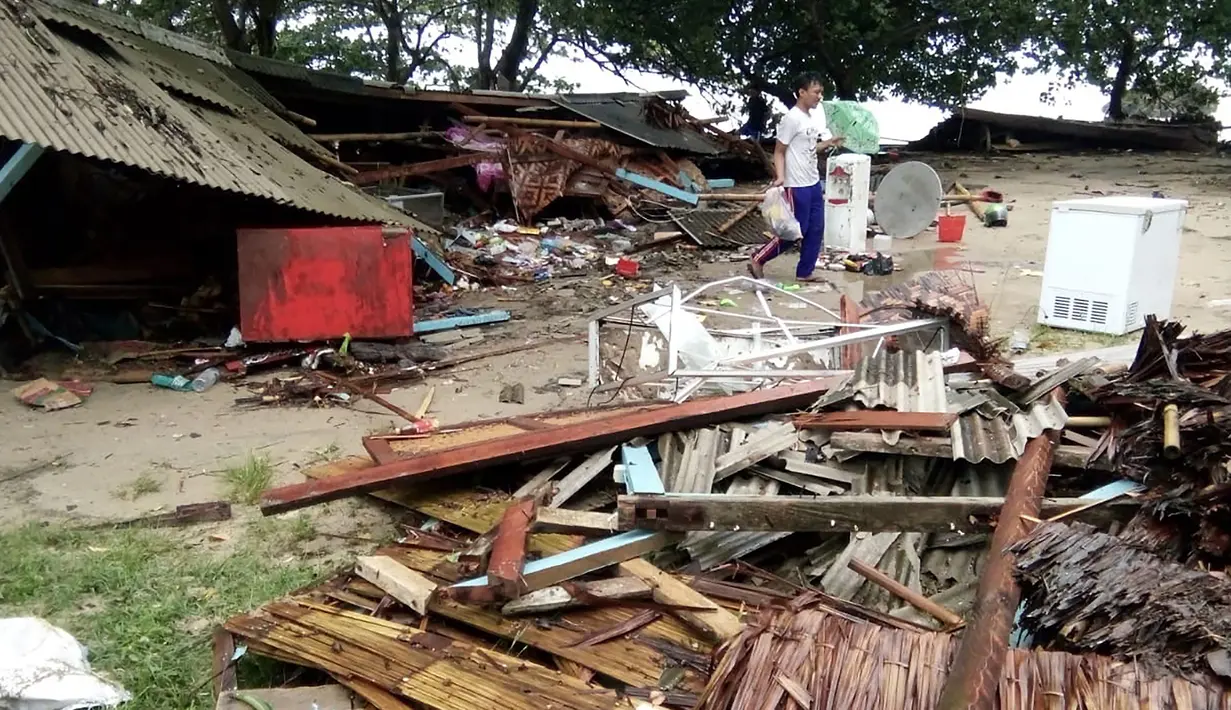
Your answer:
[615,257,641,278]
[937,214,967,243]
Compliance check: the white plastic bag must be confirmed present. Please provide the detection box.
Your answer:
[759,187,802,242]
[0,617,130,709]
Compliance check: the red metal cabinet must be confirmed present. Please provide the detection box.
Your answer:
[237,226,413,342]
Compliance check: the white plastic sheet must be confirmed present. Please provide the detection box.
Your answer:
[0,617,130,710]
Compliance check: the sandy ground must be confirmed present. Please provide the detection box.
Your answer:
[3,151,1230,527]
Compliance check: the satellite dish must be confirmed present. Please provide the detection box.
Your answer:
[874,161,943,238]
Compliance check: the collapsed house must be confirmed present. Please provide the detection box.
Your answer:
[204,272,1231,709]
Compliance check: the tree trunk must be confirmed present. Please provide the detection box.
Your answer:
[473,4,497,89]
[379,1,405,83]
[494,0,539,91]
[210,0,248,51]
[252,0,279,57]
[1107,34,1136,120]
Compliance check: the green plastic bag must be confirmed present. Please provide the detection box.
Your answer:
[822,101,880,155]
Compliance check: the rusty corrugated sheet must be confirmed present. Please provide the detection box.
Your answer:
[672,208,769,248]
[0,1,409,225]
[816,350,1067,464]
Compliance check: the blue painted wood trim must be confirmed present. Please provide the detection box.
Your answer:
[0,143,44,205]
[413,310,510,334]
[412,237,456,285]
[620,445,665,494]
[616,168,700,205]
[450,530,662,588]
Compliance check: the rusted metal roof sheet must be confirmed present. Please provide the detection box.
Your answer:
[952,395,1068,464]
[672,207,769,248]
[0,1,409,225]
[552,93,721,155]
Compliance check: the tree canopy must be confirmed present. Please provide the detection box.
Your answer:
[99,0,1231,121]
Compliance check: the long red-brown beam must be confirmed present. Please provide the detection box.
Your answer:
[260,378,841,515]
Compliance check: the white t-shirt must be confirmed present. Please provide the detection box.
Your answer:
[776,106,831,188]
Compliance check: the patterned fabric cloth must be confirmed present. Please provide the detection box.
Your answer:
[507,135,632,220]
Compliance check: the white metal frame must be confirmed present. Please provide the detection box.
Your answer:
[587,278,950,402]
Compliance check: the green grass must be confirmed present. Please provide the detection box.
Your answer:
[0,523,323,710]
[1021,323,1138,354]
[113,473,163,501]
[222,454,275,505]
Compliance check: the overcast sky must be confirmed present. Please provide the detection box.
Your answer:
[489,46,1231,142]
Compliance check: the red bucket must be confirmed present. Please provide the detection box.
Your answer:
[937,214,966,243]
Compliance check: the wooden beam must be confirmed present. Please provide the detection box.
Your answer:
[616,494,1138,533]
[617,558,743,642]
[828,431,1109,470]
[211,627,238,698]
[487,498,536,598]
[533,508,618,535]
[847,559,963,627]
[261,379,840,515]
[463,115,601,129]
[793,411,958,432]
[309,131,436,142]
[619,445,665,494]
[550,447,616,508]
[513,458,570,499]
[351,153,490,185]
[501,577,653,616]
[354,555,438,615]
[446,530,676,596]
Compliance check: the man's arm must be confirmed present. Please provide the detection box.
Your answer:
[773,141,788,186]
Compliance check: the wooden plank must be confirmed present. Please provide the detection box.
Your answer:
[267,383,839,515]
[211,627,238,698]
[793,411,959,432]
[550,447,616,508]
[513,458,570,499]
[487,498,535,598]
[533,508,618,535]
[501,577,653,615]
[351,153,490,185]
[462,115,601,129]
[617,558,743,642]
[447,530,677,595]
[617,494,1139,533]
[227,600,617,710]
[828,432,1110,470]
[354,555,438,615]
[380,548,712,692]
[310,131,436,142]
[713,422,798,482]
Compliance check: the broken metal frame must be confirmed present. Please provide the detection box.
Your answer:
[588,282,949,401]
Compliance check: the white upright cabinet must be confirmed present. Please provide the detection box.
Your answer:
[824,153,871,253]
[1038,196,1187,335]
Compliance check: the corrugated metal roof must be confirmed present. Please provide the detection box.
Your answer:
[0,1,409,225]
[816,350,1067,464]
[673,207,769,248]
[681,476,790,570]
[552,94,721,155]
[40,0,230,64]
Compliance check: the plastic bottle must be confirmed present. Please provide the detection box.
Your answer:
[190,367,221,392]
[872,234,892,254]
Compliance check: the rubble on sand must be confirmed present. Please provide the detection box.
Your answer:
[207,274,1231,708]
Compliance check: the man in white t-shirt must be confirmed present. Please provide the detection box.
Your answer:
[748,72,843,281]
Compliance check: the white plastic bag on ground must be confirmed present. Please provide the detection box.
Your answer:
[0,617,130,710]
[759,187,802,242]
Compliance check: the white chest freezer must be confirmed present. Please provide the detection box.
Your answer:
[1038,196,1187,335]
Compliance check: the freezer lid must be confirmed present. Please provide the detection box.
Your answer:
[1052,195,1189,215]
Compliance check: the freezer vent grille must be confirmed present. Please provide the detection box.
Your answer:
[1052,295,1109,325]
[1126,301,1139,329]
